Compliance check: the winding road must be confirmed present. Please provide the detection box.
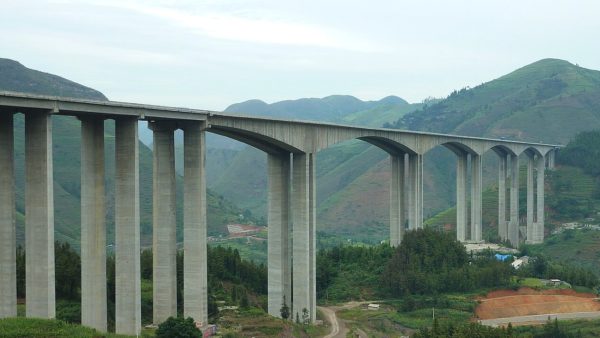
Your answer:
[319,301,374,338]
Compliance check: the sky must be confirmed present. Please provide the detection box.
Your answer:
[1,0,599,111]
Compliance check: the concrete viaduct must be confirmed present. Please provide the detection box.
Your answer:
[0,91,559,334]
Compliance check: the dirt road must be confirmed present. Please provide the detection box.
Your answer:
[480,311,600,327]
[319,301,375,338]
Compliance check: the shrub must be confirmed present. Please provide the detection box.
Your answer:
[156,317,201,338]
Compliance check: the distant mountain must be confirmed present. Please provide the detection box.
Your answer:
[224,95,410,122]
[0,58,255,249]
[0,58,107,100]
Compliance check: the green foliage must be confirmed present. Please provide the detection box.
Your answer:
[557,130,600,176]
[16,246,25,298]
[56,301,81,324]
[55,242,81,300]
[316,243,393,301]
[155,317,201,338]
[0,318,134,338]
[414,321,514,338]
[207,246,267,295]
[280,296,290,320]
[15,243,81,302]
[382,228,512,296]
[516,255,599,289]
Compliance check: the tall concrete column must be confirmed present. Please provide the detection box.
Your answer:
[417,154,423,228]
[407,154,423,229]
[150,121,178,324]
[534,155,545,243]
[548,150,555,169]
[291,152,316,323]
[267,153,291,317]
[115,118,141,335]
[456,152,468,242]
[390,154,406,246]
[526,155,534,242]
[308,153,317,322]
[25,112,55,319]
[80,117,107,331]
[0,113,16,318]
[508,154,520,247]
[498,154,508,241]
[183,122,208,325]
[470,154,482,242]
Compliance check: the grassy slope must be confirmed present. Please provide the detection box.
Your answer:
[342,102,424,127]
[0,318,141,338]
[526,229,600,276]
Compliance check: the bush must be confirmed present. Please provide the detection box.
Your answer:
[156,317,201,338]
[56,301,81,324]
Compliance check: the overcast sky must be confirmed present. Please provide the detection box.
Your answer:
[1,0,599,110]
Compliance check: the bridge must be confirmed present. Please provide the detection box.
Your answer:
[0,91,559,334]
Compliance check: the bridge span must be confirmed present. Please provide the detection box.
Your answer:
[0,91,559,334]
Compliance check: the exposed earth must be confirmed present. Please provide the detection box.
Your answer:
[476,288,600,326]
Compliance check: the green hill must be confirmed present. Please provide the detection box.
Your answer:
[1,58,255,249]
[225,95,409,122]
[0,58,107,100]
[393,58,600,143]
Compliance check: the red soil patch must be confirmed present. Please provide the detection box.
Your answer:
[476,288,600,320]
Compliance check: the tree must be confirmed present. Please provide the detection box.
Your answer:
[156,317,202,338]
[302,308,310,325]
[280,296,290,320]
[55,242,81,299]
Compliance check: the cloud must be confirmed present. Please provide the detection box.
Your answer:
[83,0,382,52]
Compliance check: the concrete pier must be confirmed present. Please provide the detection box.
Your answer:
[308,153,317,322]
[534,155,545,243]
[407,154,423,229]
[470,154,482,242]
[548,150,555,169]
[508,154,520,247]
[267,153,291,317]
[390,154,406,246]
[456,152,468,242]
[416,155,423,228]
[0,113,16,318]
[115,118,141,335]
[183,122,208,325]
[526,155,534,242]
[25,112,55,319]
[291,153,316,323]
[150,122,178,324]
[80,117,107,331]
[498,154,507,241]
